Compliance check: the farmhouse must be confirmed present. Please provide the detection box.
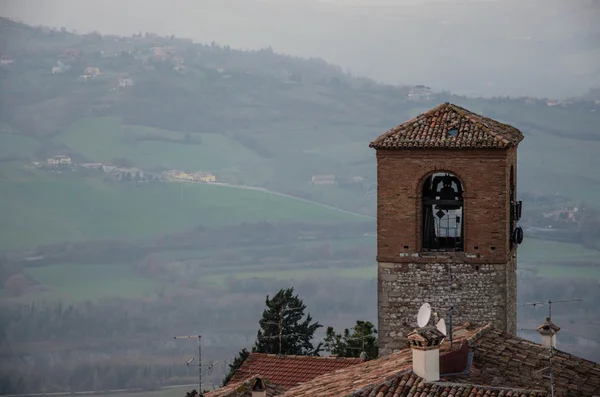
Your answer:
[165,170,216,183]
[0,56,15,65]
[47,155,72,166]
[310,174,335,185]
[83,66,100,77]
[117,77,134,87]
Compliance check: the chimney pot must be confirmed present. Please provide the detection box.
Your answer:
[407,326,445,382]
[536,317,560,349]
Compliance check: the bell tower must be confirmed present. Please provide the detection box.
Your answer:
[370,103,524,352]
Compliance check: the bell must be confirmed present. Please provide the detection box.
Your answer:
[436,179,462,211]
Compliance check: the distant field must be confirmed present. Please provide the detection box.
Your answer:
[519,238,600,280]
[0,170,365,250]
[0,132,41,159]
[22,264,158,301]
[54,117,268,174]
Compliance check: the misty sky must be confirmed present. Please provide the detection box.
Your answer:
[1,0,599,98]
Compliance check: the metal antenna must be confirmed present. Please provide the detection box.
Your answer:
[259,306,304,355]
[532,343,556,397]
[521,299,583,320]
[174,334,202,392]
[174,334,218,391]
[431,305,459,348]
[520,298,583,397]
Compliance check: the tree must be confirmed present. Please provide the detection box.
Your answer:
[253,287,322,356]
[5,274,28,297]
[323,320,378,360]
[222,348,249,386]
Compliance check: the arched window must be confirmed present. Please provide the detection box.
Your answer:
[422,172,464,251]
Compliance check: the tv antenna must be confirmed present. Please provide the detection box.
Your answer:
[258,306,304,355]
[521,299,583,320]
[520,298,583,397]
[430,304,459,348]
[531,342,557,397]
[174,334,220,392]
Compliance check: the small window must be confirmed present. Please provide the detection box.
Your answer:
[422,172,464,252]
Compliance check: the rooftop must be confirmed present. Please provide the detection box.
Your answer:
[225,353,364,389]
[281,323,600,397]
[205,375,286,397]
[369,102,524,150]
[280,323,482,397]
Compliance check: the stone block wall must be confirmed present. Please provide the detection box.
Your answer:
[378,254,517,352]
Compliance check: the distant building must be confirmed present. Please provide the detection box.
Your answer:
[311,174,335,185]
[47,155,72,166]
[80,163,103,169]
[51,66,64,74]
[112,167,144,180]
[83,67,100,77]
[101,164,117,173]
[165,170,216,183]
[408,85,433,101]
[196,172,216,183]
[117,78,134,88]
[0,56,14,65]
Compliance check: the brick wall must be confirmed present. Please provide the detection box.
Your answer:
[376,148,519,353]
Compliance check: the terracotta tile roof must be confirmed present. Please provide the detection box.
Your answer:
[205,375,286,397]
[226,353,364,389]
[281,324,483,397]
[457,327,600,397]
[349,371,549,397]
[369,102,524,150]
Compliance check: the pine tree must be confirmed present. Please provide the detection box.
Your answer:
[222,348,249,386]
[323,320,378,360]
[252,287,322,356]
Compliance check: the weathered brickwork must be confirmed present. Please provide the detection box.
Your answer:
[375,147,520,353]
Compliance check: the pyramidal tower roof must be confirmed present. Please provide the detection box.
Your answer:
[369,102,524,150]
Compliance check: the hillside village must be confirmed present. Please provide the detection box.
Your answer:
[37,154,217,184]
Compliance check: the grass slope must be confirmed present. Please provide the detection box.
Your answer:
[0,132,41,160]
[54,117,266,174]
[0,172,364,250]
[23,264,159,301]
[519,238,600,279]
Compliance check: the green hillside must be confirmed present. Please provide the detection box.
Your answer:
[0,172,364,250]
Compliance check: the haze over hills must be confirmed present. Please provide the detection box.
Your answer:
[0,12,599,395]
[2,0,599,97]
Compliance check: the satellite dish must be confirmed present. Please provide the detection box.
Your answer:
[436,318,447,336]
[417,303,432,328]
[512,226,524,245]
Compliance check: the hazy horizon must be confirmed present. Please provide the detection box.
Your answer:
[1,0,599,98]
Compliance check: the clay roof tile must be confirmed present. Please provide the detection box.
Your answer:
[369,103,524,150]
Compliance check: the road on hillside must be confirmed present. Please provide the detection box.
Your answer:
[195,181,375,220]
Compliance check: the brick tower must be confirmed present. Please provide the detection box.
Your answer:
[369,103,525,353]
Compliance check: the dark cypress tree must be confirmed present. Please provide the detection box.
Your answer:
[222,348,249,386]
[252,287,322,356]
[323,320,378,360]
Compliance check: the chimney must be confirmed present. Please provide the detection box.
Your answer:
[250,376,267,397]
[407,326,445,382]
[537,317,560,349]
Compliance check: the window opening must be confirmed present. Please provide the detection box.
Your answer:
[422,172,464,251]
